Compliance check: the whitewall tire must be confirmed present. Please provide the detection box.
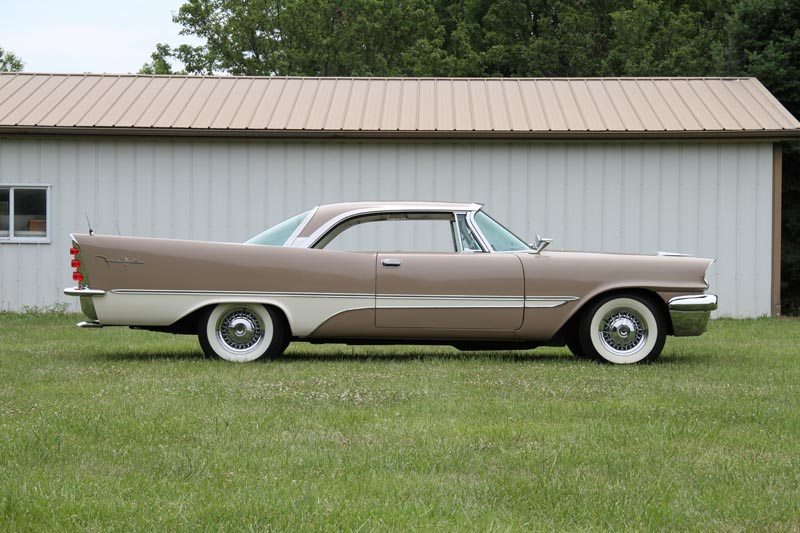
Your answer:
[578,294,666,364]
[198,303,288,362]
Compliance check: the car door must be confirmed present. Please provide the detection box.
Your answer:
[375,252,524,330]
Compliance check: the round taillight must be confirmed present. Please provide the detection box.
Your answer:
[72,272,84,282]
[69,247,79,256]
[71,259,81,269]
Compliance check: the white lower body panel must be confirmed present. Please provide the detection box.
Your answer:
[92,290,374,337]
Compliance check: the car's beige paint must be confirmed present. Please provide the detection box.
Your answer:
[72,228,712,343]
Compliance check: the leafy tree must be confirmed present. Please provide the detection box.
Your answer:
[139,44,180,74]
[604,0,722,76]
[149,0,446,76]
[723,0,800,313]
[0,46,23,72]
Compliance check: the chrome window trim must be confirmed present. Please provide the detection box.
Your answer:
[452,214,463,253]
[452,211,487,253]
[306,205,481,250]
[465,210,492,252]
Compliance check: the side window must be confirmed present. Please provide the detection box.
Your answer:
[317,213,458,252]
[0,186,50,243]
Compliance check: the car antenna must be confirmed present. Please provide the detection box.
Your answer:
[85,212,95,236]
[114,220,121,236]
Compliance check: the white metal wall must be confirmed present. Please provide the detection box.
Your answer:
[0,138,773,317]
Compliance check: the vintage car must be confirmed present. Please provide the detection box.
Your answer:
[64,201,717,364]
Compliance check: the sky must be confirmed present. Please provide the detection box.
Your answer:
[0,0,200,73]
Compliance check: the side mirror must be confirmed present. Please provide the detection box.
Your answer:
[530,234,553,254]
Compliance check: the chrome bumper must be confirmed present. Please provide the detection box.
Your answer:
[64,287,106,297]
[668,294,717,336]
[64,287,105,324]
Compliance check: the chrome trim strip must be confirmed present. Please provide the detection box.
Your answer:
[107,289,579,309]
[525,296,580,308]
[378,294,522,301]
[110,289,374,299]
[64,287,106,296]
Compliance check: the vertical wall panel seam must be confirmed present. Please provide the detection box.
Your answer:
[735,143,741,315]
[638,147,644,251]
[600,145,606,249]
[677,144,683,249]
[544,144,550,230]
[658,145,663,247]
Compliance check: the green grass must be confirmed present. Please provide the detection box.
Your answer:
[0,314,799,531]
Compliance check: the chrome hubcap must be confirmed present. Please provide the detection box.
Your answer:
[217,308,264,352]
[598,309,647,356]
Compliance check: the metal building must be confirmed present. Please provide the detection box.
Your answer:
[1,74,798,316]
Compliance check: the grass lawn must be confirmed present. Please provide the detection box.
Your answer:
[0,313,799,530]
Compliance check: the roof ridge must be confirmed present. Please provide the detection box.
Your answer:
[0,72,759,82]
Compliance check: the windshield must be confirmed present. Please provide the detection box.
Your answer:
[245,210,311,246]
[473,211,531,252]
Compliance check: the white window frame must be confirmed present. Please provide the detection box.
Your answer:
[0,184,51,244]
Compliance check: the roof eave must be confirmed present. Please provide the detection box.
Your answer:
[1,126,799,142]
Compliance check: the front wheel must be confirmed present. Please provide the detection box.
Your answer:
[198,303,289,362]
[577,294,666,364]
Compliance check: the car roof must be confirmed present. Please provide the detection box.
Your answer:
[296,201,482,239]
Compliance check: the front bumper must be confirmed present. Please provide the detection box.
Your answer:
[668,294,718,336]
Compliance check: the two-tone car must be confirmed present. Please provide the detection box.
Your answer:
[65,201,717,364]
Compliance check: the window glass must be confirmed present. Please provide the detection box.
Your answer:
[0,188,8,237]
[456,213,483,252]
[245,210,311,246]
[320,214,457,252]
[473,211,530,252]
[12,188,47,237]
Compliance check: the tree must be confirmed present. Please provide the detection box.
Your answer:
[722,0,800,314]
[0,46,23,72]
[603,0,723,76]
[147,0,447,76]
[139,43,180,74]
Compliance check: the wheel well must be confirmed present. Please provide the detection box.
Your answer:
[556,288,673,343]
[154,303,293,336]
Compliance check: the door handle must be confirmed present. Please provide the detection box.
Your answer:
[381,258,402,267]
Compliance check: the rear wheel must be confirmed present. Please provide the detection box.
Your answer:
[577,294,666,364]
[198,303,289,362]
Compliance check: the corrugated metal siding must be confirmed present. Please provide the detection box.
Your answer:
[0,138,772,317]
[0,74,798,135]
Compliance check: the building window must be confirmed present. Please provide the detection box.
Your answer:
[0,185,50,243]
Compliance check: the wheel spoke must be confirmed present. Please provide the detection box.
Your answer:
[597,308,648,357]
[217,308,265,352]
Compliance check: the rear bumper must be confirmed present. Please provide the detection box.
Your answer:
[64,287,105,297]
[668,294,718,336]
[64,286,105,323]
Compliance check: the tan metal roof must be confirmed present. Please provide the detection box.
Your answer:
[0,73,797,138]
